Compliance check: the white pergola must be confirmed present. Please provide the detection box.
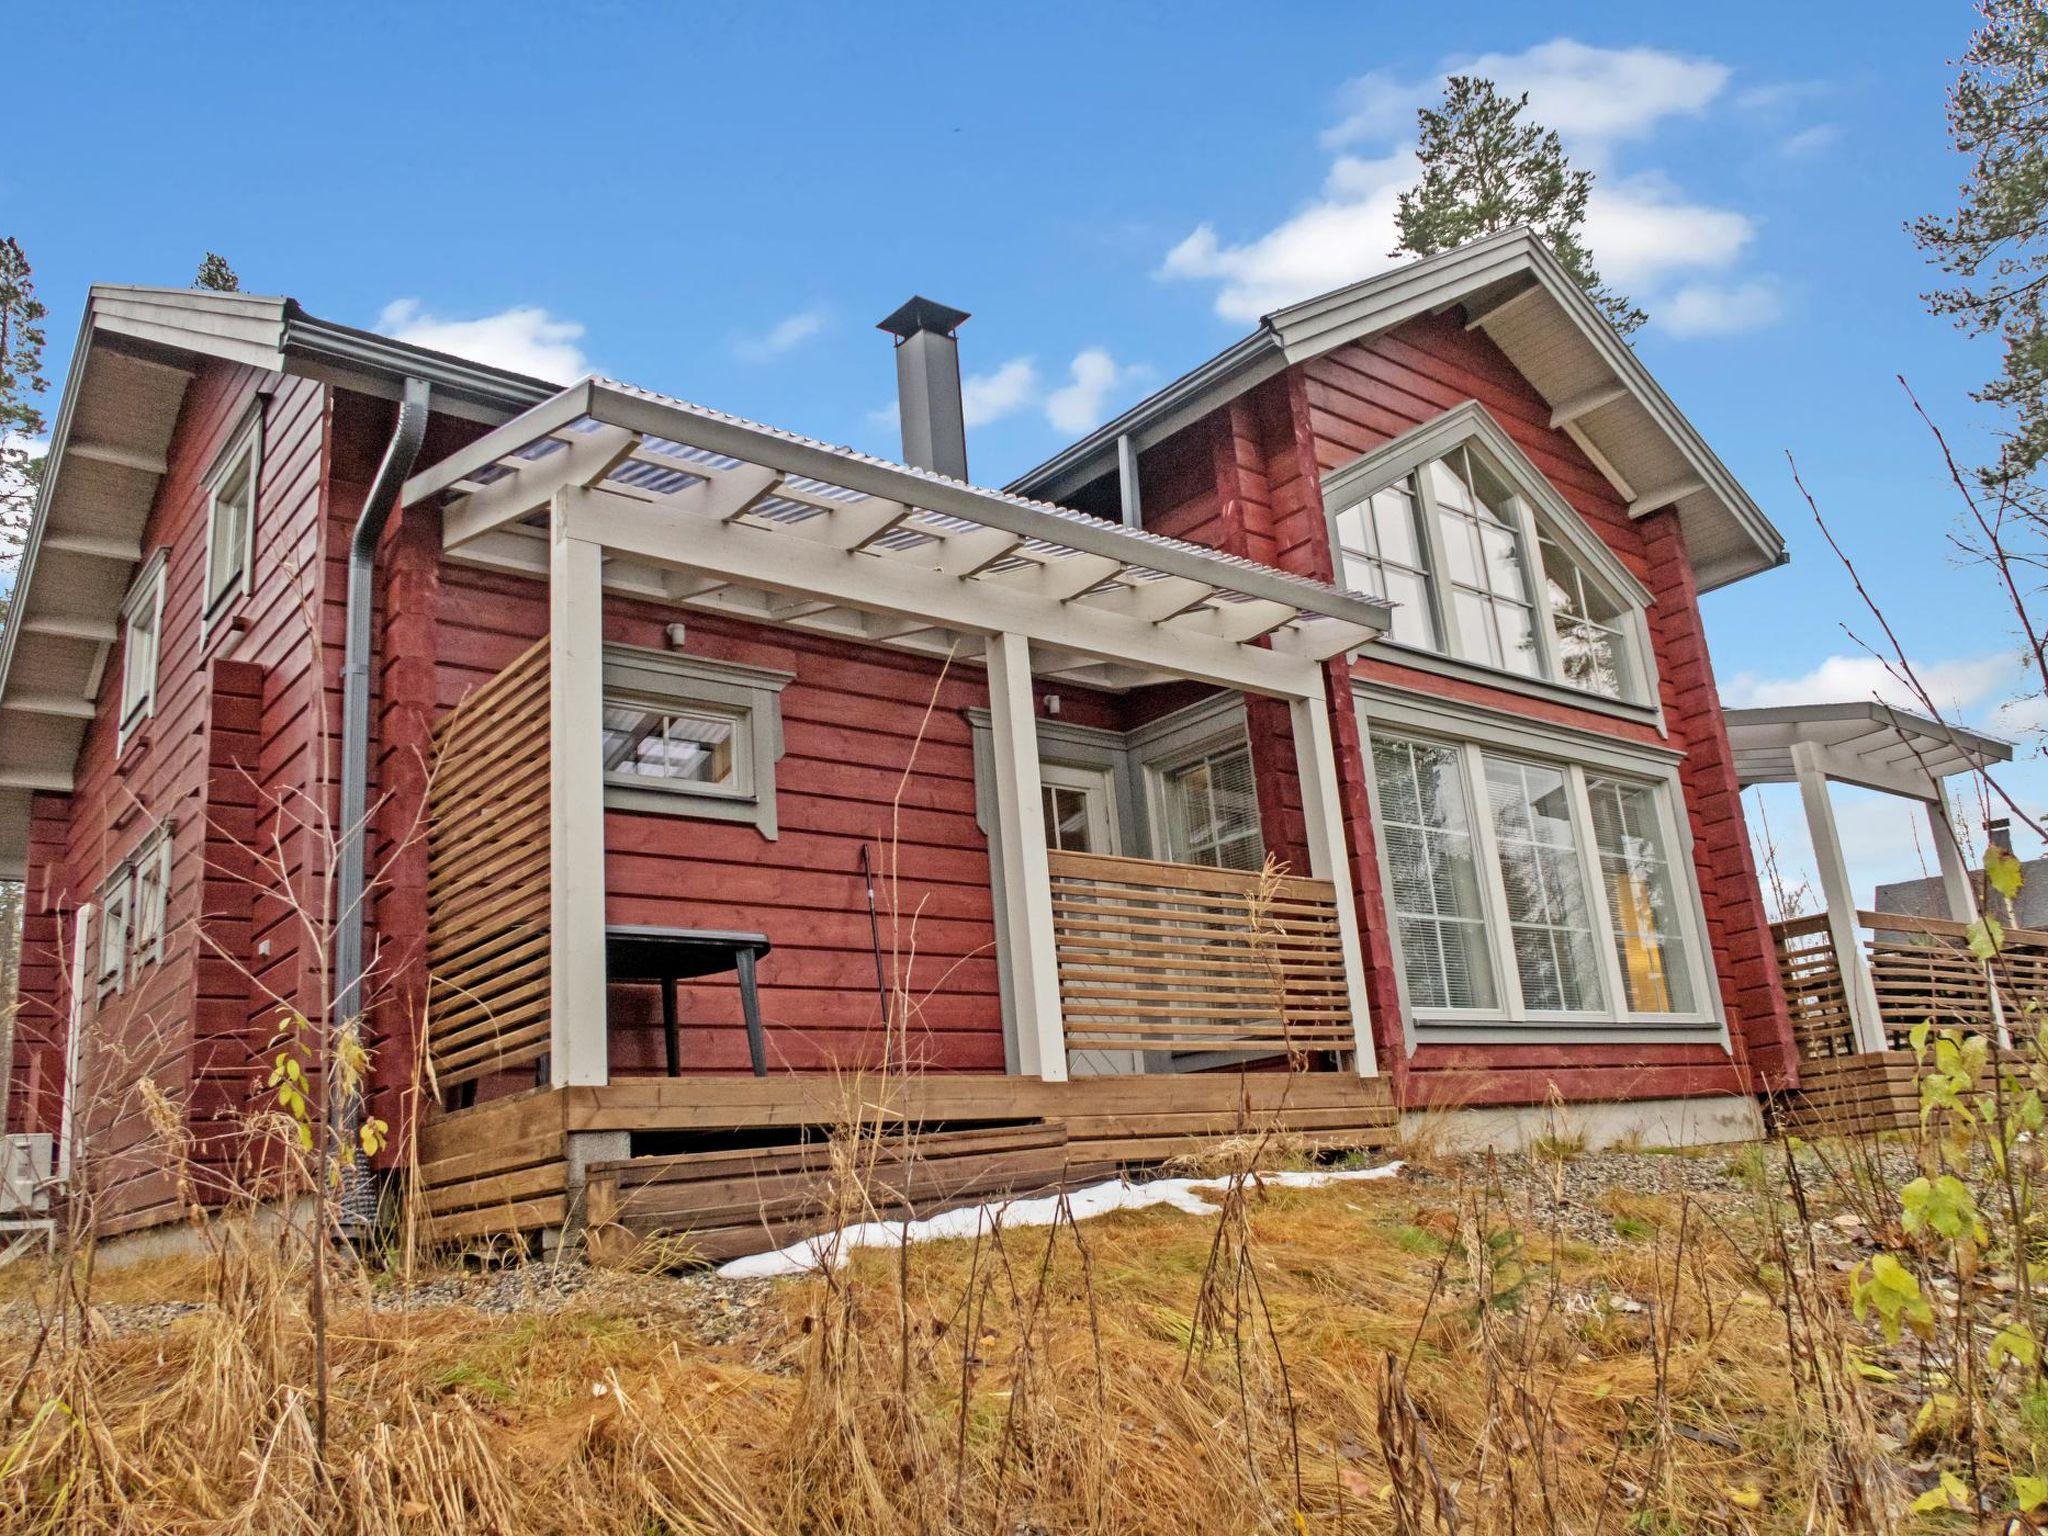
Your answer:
[403,377,1393,1084]
[1726,701,2013,1052]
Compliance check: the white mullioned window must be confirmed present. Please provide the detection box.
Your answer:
[1158,741,1265,872]
[1368,723,1713,1033]
[202,407,261,629]
[1323,404,1653,706]
[96,871,132,997]
[128,827,173,978]
[117,551,167,750]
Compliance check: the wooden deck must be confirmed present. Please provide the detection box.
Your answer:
[413,1069,1397,1250]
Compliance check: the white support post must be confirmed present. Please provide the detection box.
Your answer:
[984,631,1067,1082]
[549,501,612,1087]
[1928,784,1978,924]
[1290,690,1379,1077]
[1791,741,1887,1054]
[1929,783,2010,1046]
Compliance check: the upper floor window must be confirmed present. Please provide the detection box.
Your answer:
[203,408,261,629]
[117,551,166,750]
[1325,405,1653,706]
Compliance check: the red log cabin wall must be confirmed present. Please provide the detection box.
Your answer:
[6,360,338,1231]
[1129,310,1793,1107]
[385,543,1144,1087]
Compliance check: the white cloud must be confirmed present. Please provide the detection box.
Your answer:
[376,299,589,383]
[1721,652,2015,715]
[1779,123,1841,159]
[1045,348,1149,434]
[734,307,826,362]
[1658,278,1785,339]
[961,357,1040,428]
[1323,39,1729,162]
[1164,38,1776,338]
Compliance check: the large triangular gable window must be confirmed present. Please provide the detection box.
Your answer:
[1322,403,1654,706]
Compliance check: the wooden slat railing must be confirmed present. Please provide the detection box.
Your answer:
[425,640,552,1088]
[1046,849,1355,1059]
[1770,906,2048,1059]
[1770,912,1857,1060]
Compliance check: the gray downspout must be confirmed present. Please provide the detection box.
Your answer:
[333,378,431,1231]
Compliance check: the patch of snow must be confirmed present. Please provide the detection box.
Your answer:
[715,1161,1405,1280]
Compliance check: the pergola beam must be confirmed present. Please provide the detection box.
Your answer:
[555,484,1328,698]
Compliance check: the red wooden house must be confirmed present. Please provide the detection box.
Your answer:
[0,230,1806,1244]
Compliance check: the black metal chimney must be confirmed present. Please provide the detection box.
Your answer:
[1988,817,2014,855]
[878,296,971,481]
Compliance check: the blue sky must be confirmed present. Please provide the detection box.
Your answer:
[5,1,2029,904]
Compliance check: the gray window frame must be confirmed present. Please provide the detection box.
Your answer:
[1356,681,1724,1048]
[1323,402,1660,719]
[600,644,792,839]
[116,550,167,752]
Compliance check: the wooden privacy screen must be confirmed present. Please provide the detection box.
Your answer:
[425,639,552,1089]
[1772,907,2048,1060]
[1769,914,1857,1060]
[1046,849,1355,1058]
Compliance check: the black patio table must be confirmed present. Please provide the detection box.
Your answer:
[604,927,773,1078]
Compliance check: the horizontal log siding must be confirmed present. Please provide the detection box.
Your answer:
[424,558,1045,1077]
[4,362,335,1230]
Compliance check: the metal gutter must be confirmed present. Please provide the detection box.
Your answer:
[281,305,555,418]
[332,377,431,1230]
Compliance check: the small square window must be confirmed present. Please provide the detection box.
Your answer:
[203,411,261,628]
[603,705,741,790]
[599,646,793,838]
[117,552,167,749]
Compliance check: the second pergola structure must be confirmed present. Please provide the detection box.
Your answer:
[1726,701,2014,1057]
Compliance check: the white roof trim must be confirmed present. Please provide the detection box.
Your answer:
[1008,227,1785,594]
[1724,700,2012,798]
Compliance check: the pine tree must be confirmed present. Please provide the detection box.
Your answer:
[1915,0,2048,481]
[194,252,240,292]
[0,236,49,617]
[1394,76,1646,337]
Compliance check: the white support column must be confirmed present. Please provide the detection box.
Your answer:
[1290,690,1379,1077]
[1791,741,1886,1054]
[1928,783,2010,1046]
[984,631,1067,1081]
[1928,784,1978,923]
[549,501,612,1086]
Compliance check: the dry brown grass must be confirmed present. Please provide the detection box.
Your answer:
[0,1134,1979,1535]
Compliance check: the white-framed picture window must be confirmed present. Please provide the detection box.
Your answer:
[96,871,132,998]
[117,550,167,750]
[1366,718,1714,1035]
[599,645,792,838]
[202,406,261,630]
[1324,402,1655,707]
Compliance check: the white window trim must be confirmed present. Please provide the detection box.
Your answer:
[200,404,263,639]
[599,643,792,838]
[128,825,173,978]
[116,550,168,753]
[1356,683,1725,1048]
[1128,694,1266,873]
[1323,401,1660,717]
[96,870,132,999]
